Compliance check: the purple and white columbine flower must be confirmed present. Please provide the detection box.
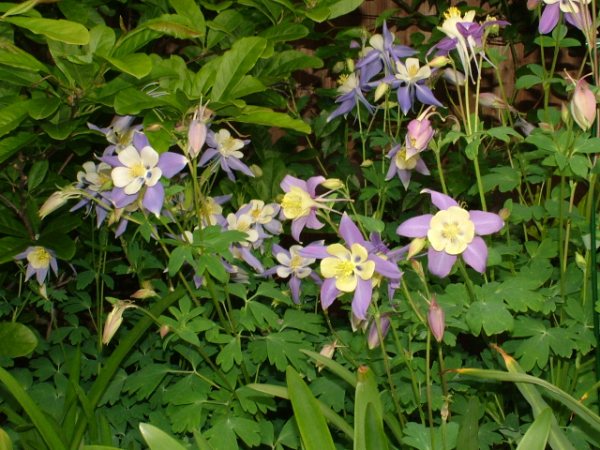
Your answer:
[379,58,443,115]
[385,144,430,189]
[327,72,374,122]
[267,244,320,304]
[302,214,402,319]
[396,189,504,277]
[534,0,592,34]
[238,200,282,239]
[15,246,58,285]
[105,132,187,217]
[88,115,141,155]
[198,129,254,181]
[226,213,264,273]
[355,21,415,83]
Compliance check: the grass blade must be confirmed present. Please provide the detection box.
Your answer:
[516,408,552,450]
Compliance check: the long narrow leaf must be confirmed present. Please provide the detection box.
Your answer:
[286,367,336,450]
[516,408,552,450]
[354,366,386,450]
[0,367,67,450]
[139,423,188,450]
[247,382,353,438]
[300,349,356,387]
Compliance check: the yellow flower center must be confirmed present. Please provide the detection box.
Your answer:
[394,147,418,170]
[281,187,315,219]
[130,163,147,178]
[321,243,375,292]
[427,206,475,255]
[444,6,461,20]
[27,246,51,269]
[289,254,305,270]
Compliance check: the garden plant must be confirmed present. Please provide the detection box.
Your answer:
[0,0,599,449]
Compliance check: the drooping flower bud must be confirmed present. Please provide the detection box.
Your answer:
[428,297,445,343]
[428,56,450,68]
[102,299,136,345]
[570,77,596,131]
[367,314,391,349]
[316,340,338,371]
[321,178,344,190]
[405,117,434,158]
[159,324,171,338]
[39,187,80,219]
[407,237,426,259]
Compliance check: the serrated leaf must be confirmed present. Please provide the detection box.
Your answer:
[216,336,242,371]
[124,364,170,400]
[5,17,89,45]
[466,297,513,335]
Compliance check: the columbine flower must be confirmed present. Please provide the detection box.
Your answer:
[238,200,282,238]
[15,246,58,285]
[367,314,391,349]
[198,129,253,181]
[538,0,592,34]
[385,144,430,189]
[355,21,415,83]
[88,115,141,154]
[405,107,435,158]
[280,175,327,242]
[267,244,319,303]
[103,300,137,345]
[396,189,504,277]
[435,8,509,82]
[302,214,402,319]
[327,72,374,122]
[226,213,264,273]
[106,133,187,217]
[387,58,442,115]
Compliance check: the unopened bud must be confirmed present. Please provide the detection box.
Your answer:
[187,119,207,159]
[410,259,425,280]
[498,208,510,221]
[131,287,158,299]
[407,237,426,259]
[360,159,373,167]
[442,68,466,86]
[321,178,344,190]
[527,0,540,10]
[346,58,355,73]
[39,187,80,219]
[428,297,445,343]
[374,82,390,102]
[351,313,368,332]
[428,56,450,68]
[570,77,597,131]
[316,340,338,371]
[159,324,170,338]
[561,102,571,125]
[249,164,263,177]
[367,314,391,349]
[575,252,586,271]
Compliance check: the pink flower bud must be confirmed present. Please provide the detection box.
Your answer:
[367,314,391,350]
[570,77,596,131]
[405,118,434,158]
[428,297,445,343]
[187,119,207,159]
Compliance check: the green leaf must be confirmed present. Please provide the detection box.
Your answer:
[457,397,481,450]
[124,364,170,400]
[1,0,41,18]
[516,408,552,450]
[5,17,89,45]
[486,126,523,143]
[479,166,521,193]
[0,428,13,450]
[286,366,336,450]
[515,74,542,89]
[0,39,47,72]
[104,54,152,79]
[139,423,188,450]
[354,366,386,450]
[0,236,27,263]
[0,322,38,357]
[401,422,459,450]
[210,36,267,102]
[233,105,310,133]
[169,0,205,37]
[114,88,165,115]
[301,349,356,387]
[143,14,204,39]
[0,100,30,137]
[27,160,48,192]
[27,97,60,120]
[327,0,364,19]
[259,23,309,42]
[0,132,36,164]
[466,297,514,335]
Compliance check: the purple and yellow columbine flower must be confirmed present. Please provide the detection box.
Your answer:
[302,214,402,319]
[279,175,328,242]
[88,115,141,155]
[198,128,254,181]
[105,133,187,217]
[267,244,320,304]
[396,189,504,277]
[15,246,58,285]
[385,144,430,189]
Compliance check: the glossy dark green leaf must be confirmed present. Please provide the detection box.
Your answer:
[27,97,60,120]
[0,101,30,137]
[104,54,152,79]
[0,322,38,357]
[5,17,89,44]
[0,41,47,72]
[27,160,49,192]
